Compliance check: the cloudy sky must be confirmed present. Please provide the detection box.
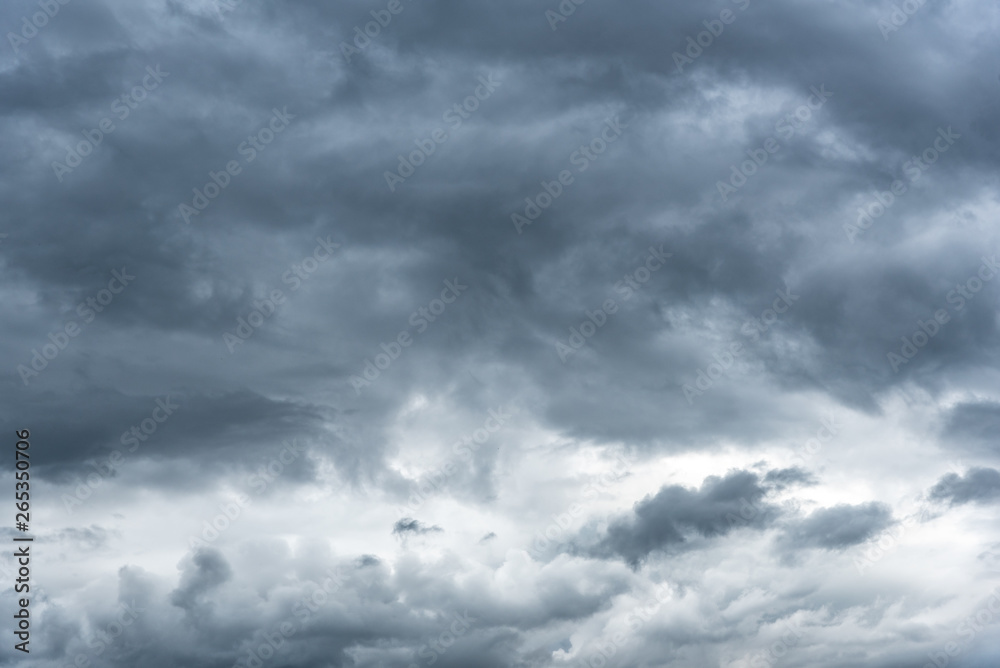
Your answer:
[2,0,1000,666]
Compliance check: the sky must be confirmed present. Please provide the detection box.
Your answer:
[2,0,1000,666]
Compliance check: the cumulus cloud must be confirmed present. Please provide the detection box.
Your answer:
[587,470,780,566]
[780,502,895,551]
[169,547,233,611]
[929,467,1000,506]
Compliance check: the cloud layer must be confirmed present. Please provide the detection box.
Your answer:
[2,0,1000,667]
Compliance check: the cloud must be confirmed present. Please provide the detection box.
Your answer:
[763,466,818,490]
[392,518,444,536]
[940,401,1000,458]
[2,0,999,665]
[929,468,1000,506]
[588,470,779,566]
[169,547,233,611]
[780,502,894,551]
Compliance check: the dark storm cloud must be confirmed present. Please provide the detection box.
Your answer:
[588,470,779,566]
[392,518,442,536]
[941,401,1000,458]
[763,466,817,490]
[9,387,326,484]
[780,502,894,551]
[929,467,1000,506]
[2,0,998,666]
[1,0,993,457]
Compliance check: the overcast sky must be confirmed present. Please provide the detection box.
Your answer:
[2,0,1000,666]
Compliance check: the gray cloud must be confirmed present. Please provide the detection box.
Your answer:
[392,518,443,536]
[2,0,999,665]
[929,468,1000,506]
[763,466,818,490]
[941,401,1000,459]
[169,547,233,611]
[781,502,894,551]
[588,470,779,566]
